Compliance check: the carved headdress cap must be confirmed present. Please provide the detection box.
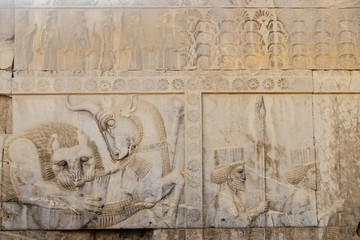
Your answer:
[285,162,315,185]
[211,161,245,185]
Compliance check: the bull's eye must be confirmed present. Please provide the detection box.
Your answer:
[57,160,67,166]
[106,119,115,127]
[80,156,89,162]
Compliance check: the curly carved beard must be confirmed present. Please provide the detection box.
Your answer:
[227,176,246,192]
[304,173,317,191]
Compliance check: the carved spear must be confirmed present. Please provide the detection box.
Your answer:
[169,97,184,170]
[258,96,267,225]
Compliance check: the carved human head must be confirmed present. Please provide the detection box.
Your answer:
[51,130,96,189]
[227,163,246,192]
[285,162,318,190]
[303,166,320,191]
[211,161,246,192]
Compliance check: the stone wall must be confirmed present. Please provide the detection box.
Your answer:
[1,0,360,239]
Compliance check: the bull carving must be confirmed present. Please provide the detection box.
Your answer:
[66,95,185,227]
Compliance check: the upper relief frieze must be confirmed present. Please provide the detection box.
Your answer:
[14,7,360,72]
[14,0,360,8]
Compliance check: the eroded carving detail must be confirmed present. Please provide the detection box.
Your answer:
[208,148,269,227]
[3,95,185,229]
[3,123,107,229]
[66,95,185,227]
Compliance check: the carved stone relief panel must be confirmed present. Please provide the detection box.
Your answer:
[2,94,186,229]
[314,71,360,93]
[0,96,12,134]
[314,95,360,229]
[203,94,316,227]
[14,8,184,72]
[14,0,360,8]
[13,7,360,71]
[0,8,14,70]
[204,228,326,240]
[0,71,12,94]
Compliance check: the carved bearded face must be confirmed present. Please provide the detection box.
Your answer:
[51,131,96,189]
[227,165,246,192]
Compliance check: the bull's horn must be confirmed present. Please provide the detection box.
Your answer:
[66,95,102,118]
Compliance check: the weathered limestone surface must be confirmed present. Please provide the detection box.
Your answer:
[2,0,360,239]
[13,7,360,71]
[0,3,14,70]
[203,94,316,227]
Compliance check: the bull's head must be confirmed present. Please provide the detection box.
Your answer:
[66,96,138,161]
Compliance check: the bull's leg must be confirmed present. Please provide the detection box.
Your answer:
[139,170,184,227]
[161,170,185,227]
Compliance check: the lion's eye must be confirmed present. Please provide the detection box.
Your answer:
[57,160,67,166]
[80,156,89,162]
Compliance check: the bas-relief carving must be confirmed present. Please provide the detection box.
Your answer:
[0,9,14,70]
[181,8,288,70]
[14,9,183,72]
[0,96,12,134]
[314,95,360,228]
[208,149,269,228]
[2,95,185,229]
[14,8,360,71]
[203,94,319,227]
[14,0,360,7]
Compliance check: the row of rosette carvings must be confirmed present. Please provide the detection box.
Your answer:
[1,71,360,94]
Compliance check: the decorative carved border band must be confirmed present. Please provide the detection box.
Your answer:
[12,70,313,94]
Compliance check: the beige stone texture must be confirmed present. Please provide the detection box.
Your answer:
[0,71,12,94]
[3,94,185,229]
[2,0,360,238]
[12,7,360,71]
[314,95,360,228]
[0,96,12,134]
[0,7,14,70]
[0,231,93,240]
[203,94,316,227]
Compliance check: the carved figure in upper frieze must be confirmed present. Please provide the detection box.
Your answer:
[124,13,147,70]
[66,10,90,72]
[16,10,38,70]
[37,10,60,70]
[208,160,269,227]
[155,11,175,70]
[66,95,185,227]
[4,123,107,229]
[100,10,115,71]
[86,24,102,70]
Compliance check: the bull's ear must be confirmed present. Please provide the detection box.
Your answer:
[51,134,60,152]
[125,95,138,113]
[77,130,89,146]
